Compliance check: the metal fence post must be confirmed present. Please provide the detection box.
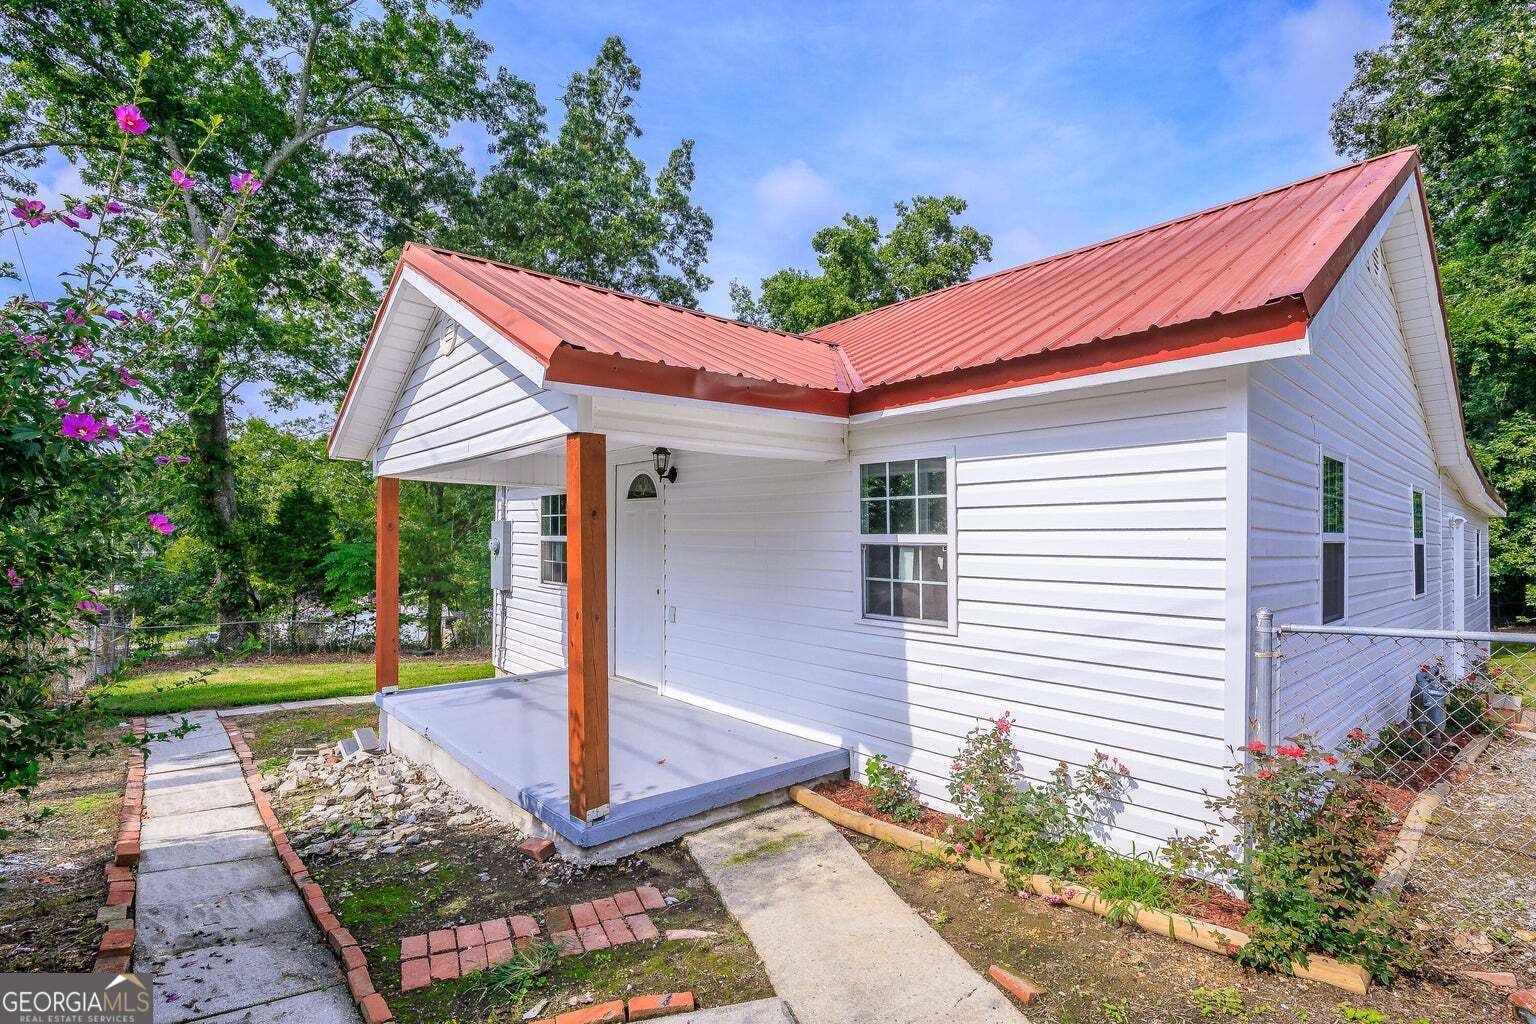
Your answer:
[1250,607,1276,752]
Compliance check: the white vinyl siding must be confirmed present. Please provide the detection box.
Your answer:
[1248,206,1489,745]
[651,373,1234,852]
[491,490,567,675]
[372,315,574,477]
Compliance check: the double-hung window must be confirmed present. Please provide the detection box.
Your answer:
[539,493,567,585]
[860,457,950,625]
[1321,455,1347,623]
[1411,490,1426,597]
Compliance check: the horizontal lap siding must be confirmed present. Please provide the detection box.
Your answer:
[661,374,1234,850]
[492,491,566,674]
[1251,218,1457,747]
[373,317,573,476]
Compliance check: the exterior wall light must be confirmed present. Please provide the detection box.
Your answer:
[652,447,678,483]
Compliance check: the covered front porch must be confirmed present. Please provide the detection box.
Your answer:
[378,672,847,854]
[332,250,856,856]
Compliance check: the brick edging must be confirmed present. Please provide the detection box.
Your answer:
[94,717,145,974]
[222,720,396,1024]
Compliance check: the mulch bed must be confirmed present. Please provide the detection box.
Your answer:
[813,777,1254,929]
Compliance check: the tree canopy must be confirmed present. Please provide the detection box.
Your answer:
[730,194,993,333]
[1332,0,1536,612]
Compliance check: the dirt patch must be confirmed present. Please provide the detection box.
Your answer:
[0,725,132,972]
[245,714,772,1023]
[814,778,958,839]
[851,830,1522,1023]
[240,705,380,771]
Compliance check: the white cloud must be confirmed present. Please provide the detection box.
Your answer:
[1221,0,1390,144]
[752,159,839,222]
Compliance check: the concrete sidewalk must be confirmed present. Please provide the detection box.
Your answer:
[686,805,1027,1024]
[139,710,359,1024]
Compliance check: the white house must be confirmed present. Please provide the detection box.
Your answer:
[329,147,1501,859]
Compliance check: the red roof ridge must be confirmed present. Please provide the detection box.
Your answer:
[808,146,1421,339]
[401,241,843,349]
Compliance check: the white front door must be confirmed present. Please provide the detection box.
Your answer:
[613,462,664,688]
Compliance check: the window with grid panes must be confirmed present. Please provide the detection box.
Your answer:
[859,458,949,624]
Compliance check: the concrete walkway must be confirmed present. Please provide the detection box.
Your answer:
[686,805,1027,1024]
[215,694,376,718]
[139,709,360,1024]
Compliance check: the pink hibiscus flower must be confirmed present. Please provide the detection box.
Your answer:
[59,412,102,440]
[147,513,176,536]
[114,104,148,135]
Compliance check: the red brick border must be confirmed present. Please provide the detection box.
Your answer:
[531,992,696,1024]
[397,885,669,993]
[93,717,145,974]
[222,720,396,1023]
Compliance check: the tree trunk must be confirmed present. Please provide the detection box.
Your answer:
[187,360,258,647]
[426,593,442,652]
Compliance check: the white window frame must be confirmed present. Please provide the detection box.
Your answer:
[1475,529,1483,597]
[1320,451,1348,624]
[539,492,567,587]
[1410,488,1426,599]
[853,448,959,635]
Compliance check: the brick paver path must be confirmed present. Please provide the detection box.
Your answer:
[138,709,361,1024]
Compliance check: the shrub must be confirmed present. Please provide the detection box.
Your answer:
[945,712,1131,878]
[1176,735,1415,982]
[864,753,923,824]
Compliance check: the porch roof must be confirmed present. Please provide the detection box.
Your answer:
[379,673,849,848]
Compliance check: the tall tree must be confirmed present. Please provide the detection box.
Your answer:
[0,0,514,627]
[430,36,715,307]
[731,194,993,332]
[1332,0,1536,615]
[399,482,491,651]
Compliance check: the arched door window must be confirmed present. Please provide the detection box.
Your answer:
[626,473,658,500]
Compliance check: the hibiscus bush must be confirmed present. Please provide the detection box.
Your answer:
[1168,736,1414,982]
[945,712,1131,879]
[0,56,262,800]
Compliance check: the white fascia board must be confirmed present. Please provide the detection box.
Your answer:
[399,265,550,387]
[848,335,1312,425]
[330,280,415,462]
[545,379,847,423]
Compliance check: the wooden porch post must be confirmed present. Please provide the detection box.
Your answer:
[566,432,610,821]
[375,476,400,693]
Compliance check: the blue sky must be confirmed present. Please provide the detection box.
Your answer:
[10,0,1393,421]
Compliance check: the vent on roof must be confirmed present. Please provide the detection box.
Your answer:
[1366,246,1391,292]
[437,317,460,356]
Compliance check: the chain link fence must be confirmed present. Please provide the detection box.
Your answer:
[1258,615,1536,933]
[83,610,492,680]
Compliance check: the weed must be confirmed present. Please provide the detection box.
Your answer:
[469,942,560,999]
[1100,997,1128,1023]
[1191,986,1248,1020]
[934,910,950,926]
[1335,1006,1386,1024]
[1091,849,1171,925]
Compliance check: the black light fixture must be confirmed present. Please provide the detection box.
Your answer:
[652,446,678,483]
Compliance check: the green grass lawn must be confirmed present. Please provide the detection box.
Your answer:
[98,657,496,716]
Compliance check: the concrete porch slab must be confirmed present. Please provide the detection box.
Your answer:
[380,673,848,852]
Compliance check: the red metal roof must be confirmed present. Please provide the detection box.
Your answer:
[400,244,849,393]
[813,148,1420,390]
[347,149,1421,422]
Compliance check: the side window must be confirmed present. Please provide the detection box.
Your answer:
[1475,530,1483,597]
[539,493,567,585]
[859,458,951,625]
[1321,455,1346,623]
[1411,490,1425,597]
